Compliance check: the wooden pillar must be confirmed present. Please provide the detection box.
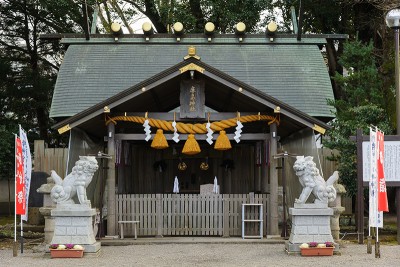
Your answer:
[107,122,116,235]
[261,141,268,193]
[268,123,279,235]
[261,140,268,236]
[255,142,262,192]
[255,167,261,192]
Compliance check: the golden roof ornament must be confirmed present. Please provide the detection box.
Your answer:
[184,46,200,60]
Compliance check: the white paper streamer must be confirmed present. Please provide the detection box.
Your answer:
[213,176,219,194]
[173,176,179,193]
[234,120,243,143]
[206,122,214,145]
[143,119,151,141]
[172,121,179,143]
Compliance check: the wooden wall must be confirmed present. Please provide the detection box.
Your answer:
[34,140,68,176]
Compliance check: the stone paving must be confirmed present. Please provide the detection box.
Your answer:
[1,238,400,267]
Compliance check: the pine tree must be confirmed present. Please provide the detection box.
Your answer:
[324,39,393,197]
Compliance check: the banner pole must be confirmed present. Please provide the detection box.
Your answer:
[13,134,17,257]
[375,226,380,258]
[367,127,373,253]
[14,134,17,242]
[20,217,23,253]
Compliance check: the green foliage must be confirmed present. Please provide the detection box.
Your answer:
[0,1,73,180]
[201,0,268,33]
[324,39,393,196]
[104,0,269,33]
[261,0,353,35]
[0,125,17,181]
[0,57,18,181]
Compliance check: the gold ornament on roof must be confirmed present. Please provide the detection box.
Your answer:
[184,46,200,60]
[189,46,196,56]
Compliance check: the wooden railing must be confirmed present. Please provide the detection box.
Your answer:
[116,193,268,237]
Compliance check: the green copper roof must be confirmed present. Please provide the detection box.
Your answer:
[50,37,334,119]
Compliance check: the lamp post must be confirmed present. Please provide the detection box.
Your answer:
[385,8,400,244]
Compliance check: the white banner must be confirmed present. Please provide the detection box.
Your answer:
[19,126,32,221]
[369,128,383,228]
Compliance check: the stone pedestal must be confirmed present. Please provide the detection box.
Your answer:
[39,207,55,243]
[37,177,56,243]
[285,203,339,253]
[51,204,101,254]
[329,183,346,241]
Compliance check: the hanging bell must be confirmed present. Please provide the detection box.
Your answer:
[151,129,169,149]
[182,134,201,155]
[214,130,232,150]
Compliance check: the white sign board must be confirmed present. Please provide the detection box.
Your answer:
[363,141,400,182]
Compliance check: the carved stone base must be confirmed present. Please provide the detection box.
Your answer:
[285,205,339,253]
[50,204,100,254]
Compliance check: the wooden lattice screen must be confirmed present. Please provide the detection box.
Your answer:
[116,193,268,237]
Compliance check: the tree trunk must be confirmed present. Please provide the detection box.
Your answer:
[326,39,343,99]
[144,0,168,33]
[189,0,205,33]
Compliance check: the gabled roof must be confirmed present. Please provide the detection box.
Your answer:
[50,35,335,120]
[53,55,330,139]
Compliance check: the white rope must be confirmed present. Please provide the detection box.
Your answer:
[313,132,324,178]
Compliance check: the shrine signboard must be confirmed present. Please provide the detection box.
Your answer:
[362,141,400,183]
[180,79,205,119]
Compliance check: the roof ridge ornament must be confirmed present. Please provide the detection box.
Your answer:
[184,46,200,60]
[179,63,205,74]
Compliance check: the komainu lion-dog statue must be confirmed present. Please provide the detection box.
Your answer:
[50,156,98,205]
[293,156,339,204]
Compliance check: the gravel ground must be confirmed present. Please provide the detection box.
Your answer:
[1,241,400,267]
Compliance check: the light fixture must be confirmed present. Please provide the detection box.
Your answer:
[173,22,184,41]
[204,22,215,42]
[386,9,400,29]
[111,22,122,41]
[142,22,153,41]
[266,21,277,41]
[235,22,246,42]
